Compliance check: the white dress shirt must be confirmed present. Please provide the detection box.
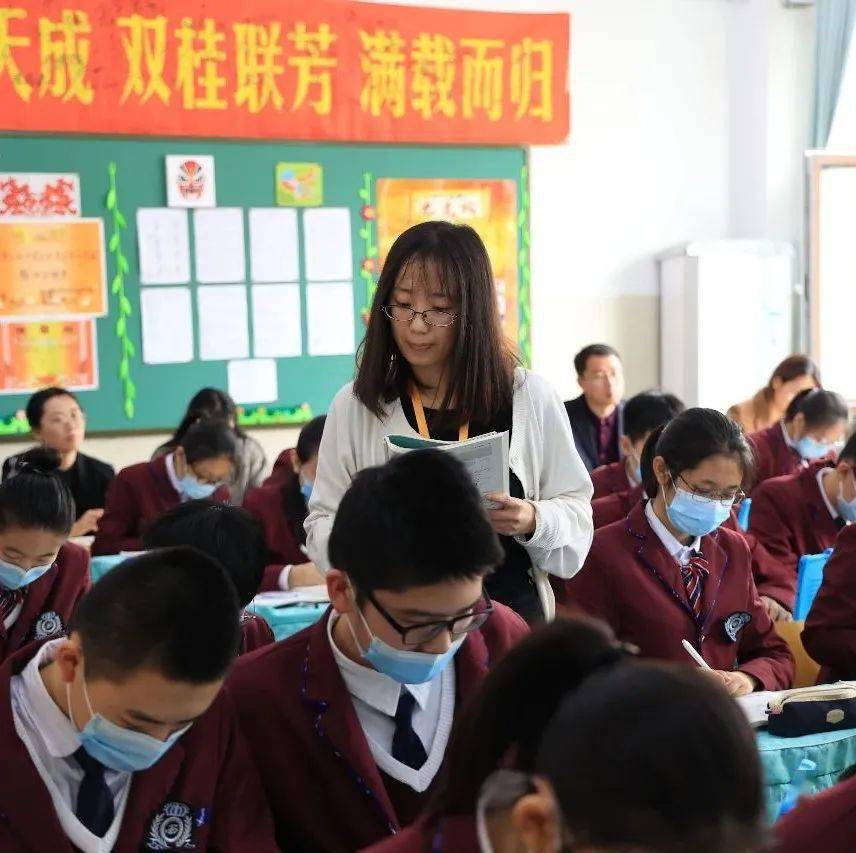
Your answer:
[3,599,22,630]
[9,639,131,853]
[817,468,844,523]
[645,500,702,567]
[164,452,184,500]
[327,613,454,792]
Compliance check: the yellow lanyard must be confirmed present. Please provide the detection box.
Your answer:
[409,384,469,442]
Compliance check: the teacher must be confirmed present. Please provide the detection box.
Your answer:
[305,221,593,623]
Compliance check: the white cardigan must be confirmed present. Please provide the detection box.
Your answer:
[305,367,594,618]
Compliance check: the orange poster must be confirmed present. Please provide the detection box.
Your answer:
[376,179,519,342]
[0,320,98,393]
[0,218,107,320]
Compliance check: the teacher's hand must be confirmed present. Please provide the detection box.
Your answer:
[486,493,537,537]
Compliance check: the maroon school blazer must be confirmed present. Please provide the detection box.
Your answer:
[747,423,804,492]
[592,485,643,529]
[590,461,632,500]
[773,774,856,853]
[240,611,275,654]
[563,503,794,690]
[0,642,278,852]
[748,462,843,610]
[0,542,89,663]
[92,456,229,555]
[362,814,478,852]
[227,604,529,852]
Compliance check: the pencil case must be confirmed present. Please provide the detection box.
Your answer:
[767,685,856,737]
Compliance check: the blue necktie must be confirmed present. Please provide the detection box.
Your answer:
[73,746,114,837]
[392,690,428,770]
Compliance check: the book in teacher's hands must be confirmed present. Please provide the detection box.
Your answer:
[383,431,510,503]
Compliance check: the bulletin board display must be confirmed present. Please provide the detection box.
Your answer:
[0,136,529,434]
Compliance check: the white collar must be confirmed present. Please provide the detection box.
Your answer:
[817,468,840,521]
[164,452,183,497]
[781,420,796,449]
[327,612,432,717]
[645,500,701,564]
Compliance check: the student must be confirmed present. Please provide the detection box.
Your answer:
[0,448,89,662]
[3,387,114,537]
[563,344,625,473]
[748,432,856,622]
[728,354,820,435]
[364,617,628,852]
[801,524,856,682]
[306,221,592,624]
[748,388,847,490]
[0,546,276,851]
[229,450,530,851]
[152,387,266,505]
[243,415,326,591]
[565,409,794,695]
[92,419,235,556]
[143,501,274,654]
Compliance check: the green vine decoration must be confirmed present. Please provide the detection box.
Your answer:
[0,410,30,437]
[237,402,314,428]
[105,161,136,420]
[358,171,379,323]
[517,163,532,367]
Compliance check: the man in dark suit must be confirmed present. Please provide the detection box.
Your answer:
[564,344,625,472]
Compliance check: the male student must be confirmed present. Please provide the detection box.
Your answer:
[748,431,856,622]
[228,450,529,852]
[564,344,625,472]
[0,547,277,852]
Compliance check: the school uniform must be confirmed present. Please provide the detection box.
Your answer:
[747,422,804,491]
[361,814,477,852]
[590,460,635,500]
[802,524,856,683]
[265,448,295,487]
[563,502,794,690]
[773,774,856,853]
[92,455,229,556]
[563,396,624,473]
[748,462,844,610]
[240,611,275,654]
[0,542,89,663]
[592,485,643,529]
[227,603,529,852]
[0,639,277,852]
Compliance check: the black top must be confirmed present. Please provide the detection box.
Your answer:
[563,394,625,473]
[1,450,115,519]
[399,396,543,625]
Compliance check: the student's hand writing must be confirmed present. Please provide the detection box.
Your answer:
[486,493,537,537]
[761,595,793,623]
[290,562,324,588]
[710,669,756,697]
[70,508,104,538]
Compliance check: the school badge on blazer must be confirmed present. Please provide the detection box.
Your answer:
[33,611,63,640]
[723,611,751,642]
[146,802,197,850]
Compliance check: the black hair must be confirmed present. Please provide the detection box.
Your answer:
[838,431,856,466]
[296,415,327,464]
[784,388,848,428]
[25,386,81,431]
[623,391,685,444]
[0,447,76,535]
[538,663,765,853]
[142,501,266,607]
[431,617,628,815]
[640,408,756,500]
[166,388,244,448]
[573,344,621,378]
[179,418,239,465]
[71,546,240,682]
[328,449,502,597]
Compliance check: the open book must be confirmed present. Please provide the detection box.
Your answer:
[384,431,510,502]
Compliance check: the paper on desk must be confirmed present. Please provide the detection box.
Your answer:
[193,208,245,283]
[736,691,779,727]
[253,586,330,607]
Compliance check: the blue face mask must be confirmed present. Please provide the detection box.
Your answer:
[346,609,464,685]
[0,557,54,590]
[666,482,733,538]
[299,478,313,502]
[795,435,832,461]
[68,681,190,772]
[179,474,218,501]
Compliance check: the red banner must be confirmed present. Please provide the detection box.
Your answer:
[0,0,569,145]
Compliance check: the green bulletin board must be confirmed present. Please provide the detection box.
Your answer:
[0,136,529,434]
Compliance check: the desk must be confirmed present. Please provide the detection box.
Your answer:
[758,727,856,820]
[90,554,127,583]
[245,600,327,641]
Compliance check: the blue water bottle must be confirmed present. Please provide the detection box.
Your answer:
[737,497,752,532]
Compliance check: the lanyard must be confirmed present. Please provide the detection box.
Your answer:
[409,384,469,442]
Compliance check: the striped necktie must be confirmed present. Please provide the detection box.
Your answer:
[0,588,24,627]
[681,553,709,618]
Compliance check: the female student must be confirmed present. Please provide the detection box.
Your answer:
[728,354,820,434]
[748,388,847,490]
[243,415,326,591]
[3,387,114,537]
[152,387,266,505]
[306,221,593,623]
[565,408,794,695]
[92,419,235,555]
[0,447,89,661]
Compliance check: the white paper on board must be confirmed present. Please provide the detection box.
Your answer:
[303,208,353,281]
[249,208,299,283]
[136,208,191,285]
[165,155,216,208]
[251,284,302,358]
[193,208,246,283]
[197,285,249,361]
[228,358,278,404]
[140,287,194,364]
[306,282,355,356]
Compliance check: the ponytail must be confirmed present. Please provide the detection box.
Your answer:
[0,447,75,535]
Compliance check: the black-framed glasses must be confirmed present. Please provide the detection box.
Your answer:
[365,589,493,647]
[675,474,745,504]
[383,304,459,328]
